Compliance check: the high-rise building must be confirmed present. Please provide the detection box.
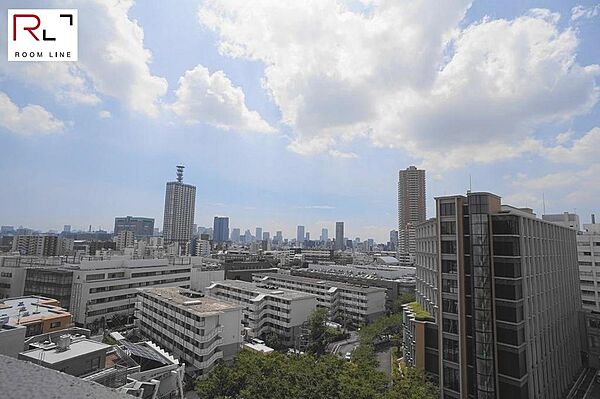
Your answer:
[321,228,328,242]
[63,225,71,233]
[114,216,155,238]
[262,232,270,241]
[231,228,241,243]
[255,227,262,243]
[11,235,73,257]
[275,231,283,244]
[305,232,310,241]
[398,166,426,261]
[213,217,230,243]
[162,165,196,253]
[296,226,305,244]
[335,222,344,251]
[404,191,581,399]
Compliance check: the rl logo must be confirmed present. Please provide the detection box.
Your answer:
[8,9,78,62]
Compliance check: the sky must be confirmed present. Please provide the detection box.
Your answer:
[0,0,599,242]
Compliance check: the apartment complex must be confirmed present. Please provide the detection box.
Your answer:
[70,257,191,327]
[335,222,345,251]
[163,166,196,252]
[135,287,242,378]
[253,273,386,325]
[398,166,426,261]
[206,280,316,345]
[415,218,438,316]
[11,235,73,257]
[405,191,581,399]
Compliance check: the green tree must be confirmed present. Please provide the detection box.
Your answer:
[386,366,438,399]
[306,308,329,355]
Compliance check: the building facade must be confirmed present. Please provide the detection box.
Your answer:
[213,217,230,243]
[406,192,582,399]
[135,287,242,378]
[253,273,386,325]
[206,280,316,345]
[162,166,196,253]
[11,235,73,257]
[69,257,191,327]
[335,222,345,251]
[398,166,426,261]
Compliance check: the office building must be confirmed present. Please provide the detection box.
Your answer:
[135,287,242,378]
[1,226,15,235]
[305,232,310,241]
[398,166,426,261]
[542,212,580,231]
[253,273,386,325]
[262,232,270,241]
[23,267,74,310]
[113,216,155,238]
[115,230,134,250]
[69,257,191,327]
[321,228,328,242]
[335,222,345,251]
[213,217,230,243]
[404,191,581,399]
[274,231,283,244]
[231,228,241,243]
[255,227,262,243]
[63,225,71,233]
[389,229,399,251]
[206,280,316,345]
[162,165,196,253]
[296,226,305,244]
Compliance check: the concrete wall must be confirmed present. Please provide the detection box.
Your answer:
[0,325,26,357]
[190,269,224,292]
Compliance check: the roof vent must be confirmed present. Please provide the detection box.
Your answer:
[56,335,71,352]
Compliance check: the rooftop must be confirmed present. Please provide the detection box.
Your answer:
[0,354,132,399]
[0,296,70,326]
[140,287,242,315]
[256,273,387,294]
[20,338,111,364]
[208,280,315,300]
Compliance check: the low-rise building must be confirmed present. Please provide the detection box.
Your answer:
[206,280,316,345]
[253,273,386,325]
[135,287,242,379]
[69,257,191,328]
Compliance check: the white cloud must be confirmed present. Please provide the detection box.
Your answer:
[571,4,600,21]
[170,65,274,133]
[0,0,167,116]
[98,110,112,119]
[542,127,600,164]
[0,92,64,135]
[328,149,359,159]
[199,1,599,169]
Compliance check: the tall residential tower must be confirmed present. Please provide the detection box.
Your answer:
[398,166,426,262]
[162,165,196,253]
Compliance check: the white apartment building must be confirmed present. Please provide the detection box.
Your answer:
[135,287,242,378]
[206,280,316,345]
[253,273,386,325]
[70,257,191,327]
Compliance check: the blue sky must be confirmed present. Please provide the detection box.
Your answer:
[0,0,599,242]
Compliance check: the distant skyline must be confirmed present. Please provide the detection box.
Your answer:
[1,0,599,242]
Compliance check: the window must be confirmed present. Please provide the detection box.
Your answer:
[443,299,458,314]
[442,279,458,294]
[443,338,459,362]
[442,260,457,274]
[50,321,61,329]
[86,273,105,282]
[443,318,458,334]
[440,221,456,235]
[443,367,460,391]
[440,203,456,216]
[441,240,457,254]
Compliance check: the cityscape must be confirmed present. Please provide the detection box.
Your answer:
[1,1,599,399]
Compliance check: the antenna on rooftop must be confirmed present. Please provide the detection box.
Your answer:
[469,174,472,192]
[542,193,546,215]
[176,165,185,183]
